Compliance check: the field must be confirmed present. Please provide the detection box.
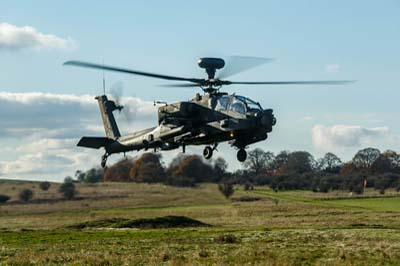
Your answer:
[1,181,400,265]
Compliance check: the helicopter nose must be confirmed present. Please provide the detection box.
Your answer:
[259,109,276,132]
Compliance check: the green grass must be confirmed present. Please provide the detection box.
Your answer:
[1,182,400,265]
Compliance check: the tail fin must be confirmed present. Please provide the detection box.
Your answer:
[96,95,121,139]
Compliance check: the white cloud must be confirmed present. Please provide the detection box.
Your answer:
[299,116,314,122]
[312,124,394,152]
[0,92,157,181]
[0,22,77,51]
[325,64,341,73]
[0,92,156,138]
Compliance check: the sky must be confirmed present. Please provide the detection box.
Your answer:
[0,0,399,181]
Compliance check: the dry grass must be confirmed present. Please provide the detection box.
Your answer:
[1,181,400,265]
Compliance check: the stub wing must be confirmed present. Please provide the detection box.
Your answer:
[77,137,111,149]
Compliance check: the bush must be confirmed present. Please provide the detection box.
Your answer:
[39,181,51,191]
[352,183,364,195]
[0,194,10,203]
[244,182,254,191]
[164,176,196,187]
[218,182,234,199]
[216,234,237,244]
[59,182,76,200]
[19,189,33,202]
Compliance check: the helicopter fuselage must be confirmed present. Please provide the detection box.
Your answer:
[77,92,276,166]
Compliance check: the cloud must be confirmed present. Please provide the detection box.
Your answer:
[0,92,157,139]
[312,124,393,152]
[299,116,314,122]
[0,92,157,181]
[0,22,77,51]
[325,64,341,73]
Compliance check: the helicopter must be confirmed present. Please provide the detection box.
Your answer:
[64,57,354,168]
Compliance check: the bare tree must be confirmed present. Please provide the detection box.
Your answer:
[352,147,380,169]
[317,152,342,173]
[244,148,275,176]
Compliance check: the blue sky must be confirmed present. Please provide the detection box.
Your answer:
[0,1,399,180]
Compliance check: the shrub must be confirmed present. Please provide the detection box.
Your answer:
[244,182,254,191]
[19,189,33,202]
[218,182,234,199]
[164,176,196,187]
[59,182,76,200]
[39,181,51,191]
[0,194,10,203]
[352,183,364,195]
[216,234,237,244]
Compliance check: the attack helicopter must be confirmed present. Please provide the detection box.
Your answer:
[64,57,354,168]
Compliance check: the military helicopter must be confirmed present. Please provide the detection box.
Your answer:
[64,57,353,168]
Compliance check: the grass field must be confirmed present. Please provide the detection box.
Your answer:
[1,181,400,265]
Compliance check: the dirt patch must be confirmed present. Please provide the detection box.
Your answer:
[68,215,211,229]
[232,196,262,202]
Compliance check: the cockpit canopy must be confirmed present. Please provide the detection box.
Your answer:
[214,95,262,115]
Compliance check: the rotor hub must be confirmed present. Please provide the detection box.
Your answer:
[197,58,225,79]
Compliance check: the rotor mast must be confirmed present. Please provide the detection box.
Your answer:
[197,57,225,94]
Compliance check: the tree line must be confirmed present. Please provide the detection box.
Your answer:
[74,147,400,194]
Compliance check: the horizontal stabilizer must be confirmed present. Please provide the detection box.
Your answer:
[77,137,111,149]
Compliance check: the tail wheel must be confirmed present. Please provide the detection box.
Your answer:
[237,149,247,162]
[203,146,213,160]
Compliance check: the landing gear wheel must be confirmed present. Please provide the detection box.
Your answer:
[203,146,213,160]
[237,149,247,162]
[101,154,108,168]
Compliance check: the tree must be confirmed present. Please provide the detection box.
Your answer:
[64,176,74,183]
[271,150,290,172]
[75,170,85,182]
[244,148,275,176]
[213,157,228,182]
[352,147,381,170]
[130,153,165,183]
[19,189,33,202]
[59,181,76,200]
[39,181,51,191]
[371,150,400,174]
[218,182,234,199]
[167,155,213,183]
[103,158,134,182]
[317,152,342,173]
[83,168,104,183]
[277,151,315,176]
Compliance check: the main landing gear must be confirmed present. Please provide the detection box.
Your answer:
[101,153,108,168]
[237,148,247,162]
[203,144,218,160]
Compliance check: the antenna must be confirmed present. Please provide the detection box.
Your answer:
[102,71,106,95]
[102,61,106,95]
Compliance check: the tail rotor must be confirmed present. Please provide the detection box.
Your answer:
[109,81,136,122]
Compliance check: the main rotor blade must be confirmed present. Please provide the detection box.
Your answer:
[217,56,274,79]
[225,80,356,85]
[64,60,202,83]
[159,83,201,88]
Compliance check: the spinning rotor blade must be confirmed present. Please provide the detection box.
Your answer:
[225,80,356,85]
[109,81,123,104]
[109,82,136,122]
[64,60,202,83]
[217,56,274,79]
